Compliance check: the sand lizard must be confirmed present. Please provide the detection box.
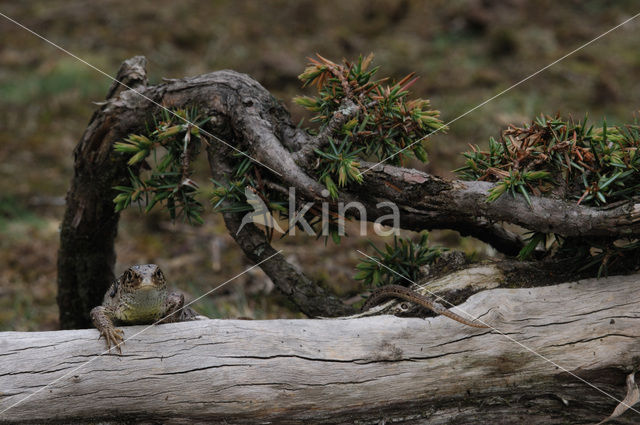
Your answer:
[90,264,200,352]
[362,284,488,328]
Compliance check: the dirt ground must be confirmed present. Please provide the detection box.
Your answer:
[1,0,639,330]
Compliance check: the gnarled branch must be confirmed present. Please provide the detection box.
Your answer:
[58,56,640,326]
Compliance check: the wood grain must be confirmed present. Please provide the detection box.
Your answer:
[2,274,640,424]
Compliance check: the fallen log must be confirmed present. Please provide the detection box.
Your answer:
[1,274,639,424]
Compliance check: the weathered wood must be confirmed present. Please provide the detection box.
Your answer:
[59,55,640,326]
[354,263,506,318]
[2,275,640,424]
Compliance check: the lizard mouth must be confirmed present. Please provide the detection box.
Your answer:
[135,279,157,290]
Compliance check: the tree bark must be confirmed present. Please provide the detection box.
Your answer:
[206,151,354,317]
[3,274,640,424]
[57,55,640,326]
[56,56,148,329]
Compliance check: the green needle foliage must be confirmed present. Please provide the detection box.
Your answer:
[517,231,549,261]
[456,114,640,207]
[354,232,446,287]
[113,108,209,225]
[296,54,447,198]
[456,114,640,273]
[314,138,363,199]
[114,55,447,243]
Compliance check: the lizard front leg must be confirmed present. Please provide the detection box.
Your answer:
[157,292,186,324]
[158,292,199,323]
[90,306,125,353]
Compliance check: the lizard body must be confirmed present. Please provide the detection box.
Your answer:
[362,284,488,328]
[90,264,199,352]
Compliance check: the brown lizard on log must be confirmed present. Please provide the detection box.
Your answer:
[361,284,489,328]
[90,264,201,352]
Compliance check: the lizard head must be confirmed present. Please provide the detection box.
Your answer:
[119,264,167,293]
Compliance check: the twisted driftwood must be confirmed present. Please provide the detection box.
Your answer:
[57,56,640,328]
[2,274,640,424]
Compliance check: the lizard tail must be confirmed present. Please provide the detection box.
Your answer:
[362,284,489,329]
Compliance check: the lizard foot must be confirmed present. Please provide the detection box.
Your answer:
[98,326,125,353]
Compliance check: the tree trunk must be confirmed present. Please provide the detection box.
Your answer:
[4,274,639,424]
[56,57,148,329]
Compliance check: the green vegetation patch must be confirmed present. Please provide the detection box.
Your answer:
[456,115,640,206]
[354,232,446,287]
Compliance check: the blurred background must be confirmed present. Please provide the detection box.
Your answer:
[1,0,639,330]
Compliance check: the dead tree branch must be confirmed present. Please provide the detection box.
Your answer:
[58,56,640,327]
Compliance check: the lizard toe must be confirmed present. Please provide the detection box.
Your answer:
[101,327,125,353]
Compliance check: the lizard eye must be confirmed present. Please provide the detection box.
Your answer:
[154,269,165,282]
[123,270,135,284]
